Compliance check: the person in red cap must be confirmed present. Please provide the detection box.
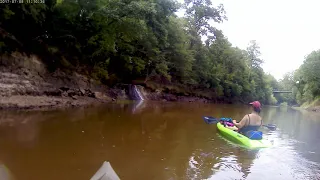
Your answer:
[230,101,263,136]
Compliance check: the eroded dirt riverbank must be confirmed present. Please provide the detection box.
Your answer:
[0,53,215,110]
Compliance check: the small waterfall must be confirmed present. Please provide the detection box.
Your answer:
[134,85,144,101]
[130,85,145,114]
[133,85,144,101]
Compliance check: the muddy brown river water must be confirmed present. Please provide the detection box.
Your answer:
[0,101,319,180]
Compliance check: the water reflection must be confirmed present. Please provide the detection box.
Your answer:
[0,103,319,179]
[262,107,320,164]
[131,100,146,114]
[0,111,44,148]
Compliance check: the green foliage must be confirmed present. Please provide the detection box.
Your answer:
[280,102,288,107]
[270,71,297,105]
[268,94,278,105]
[184,0,226,38]
[247,40,264,68]
[0,0,278,104]
[92,61,109,84]
[299,50,320,100]
[277,50,320,106]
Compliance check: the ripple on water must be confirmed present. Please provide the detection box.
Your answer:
[203,127,320,180]
[1,103,320,180]
[244,133,320,180]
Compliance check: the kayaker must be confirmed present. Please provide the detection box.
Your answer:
[231,101,263,135]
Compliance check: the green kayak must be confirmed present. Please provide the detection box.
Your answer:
[217,122,272,149]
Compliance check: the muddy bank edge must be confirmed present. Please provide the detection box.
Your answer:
[0,53,217,111]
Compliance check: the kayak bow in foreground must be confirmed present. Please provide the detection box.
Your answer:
[91,161,120,180]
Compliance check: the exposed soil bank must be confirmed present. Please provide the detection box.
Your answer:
[0,53,218,111]
[0,52,128,110]
[307,106,320,112]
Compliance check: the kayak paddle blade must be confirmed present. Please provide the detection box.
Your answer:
[263,124,277,130]
[203,116,218,124]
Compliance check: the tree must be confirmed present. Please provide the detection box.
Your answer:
[284,50,320,104]
[0,0,279,105]
[300,50,320,98]
[183,0,227,48]
[247,40,264,68]
[276,72,296,105]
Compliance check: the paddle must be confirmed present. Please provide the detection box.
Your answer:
[203,116,219,124]
[203,116,277,130]
[262,124,277,130]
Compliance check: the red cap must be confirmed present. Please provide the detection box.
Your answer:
[249,101,261,109]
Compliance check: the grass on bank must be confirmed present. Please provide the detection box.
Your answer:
[300,96,320,108]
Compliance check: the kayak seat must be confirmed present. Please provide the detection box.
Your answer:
[220,117,234,127]
[220,117,233,123]
[222,121,234,127]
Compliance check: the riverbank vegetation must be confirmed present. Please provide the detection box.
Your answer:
[1,0,280,104]
[275,50,320,110]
